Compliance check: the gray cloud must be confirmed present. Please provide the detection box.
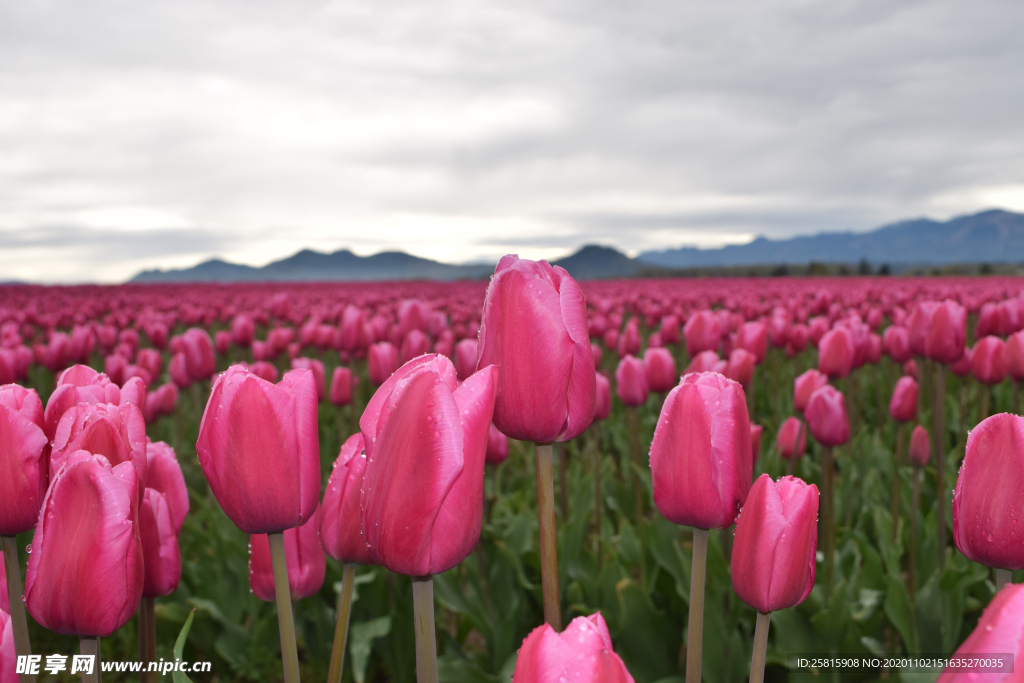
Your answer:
[1,0,1022,281]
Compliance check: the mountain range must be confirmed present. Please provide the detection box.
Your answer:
[130,208,1024,282]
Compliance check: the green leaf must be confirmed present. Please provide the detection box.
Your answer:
[883,573,917,652]
[350,616,392,683]
[172,609,196,683]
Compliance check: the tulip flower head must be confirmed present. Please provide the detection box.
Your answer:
[972,336,1007,385]
[145,440,189,533]
[649,371,753,530]
[817,327,855,379]
[329,366,357,406]
[368,342,399,386]
[250,507,326,601]
[50,401,147,490]
[615,355,648,408]
[804,385,850,447]
[643,347,677,393]
[512,612,634,683]
[320,434,373,565]
[888,376,918,423]
[594,373,611,422]
[793,369,828,414]
[0,384,48,535]
[909,425,930,467]
[935,584,1024,682]
[486,424,509,465]
[139,488,182,597]
[776,417,806,460]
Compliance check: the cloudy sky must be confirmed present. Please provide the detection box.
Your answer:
[1,0,1022,282]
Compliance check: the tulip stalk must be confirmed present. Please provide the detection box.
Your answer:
[79,637,100,683]
[138,597,156,683]
[933,363,947,567]
[591,429,602,560]
[685,527,708,683]
[891,424,906,541]
[557,442,569,521]
[909,464,922,649]
[412,576,438,683]
[627,408,643,519]
[535,442,562,630]
[327,564,357,683]
[821,446,835,592]
[748,611,771,683]
[996,569,1013,592]
[268,533,301,683]
[2,535,34,682]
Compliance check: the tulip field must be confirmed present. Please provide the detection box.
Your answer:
[3,267,1024,683]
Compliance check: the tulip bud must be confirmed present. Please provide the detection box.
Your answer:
[888,376,918,423]
[0,384,48,535]
[329,366,357,406]
[291,357,326,401]
[1005,331,1024,382]
[25,451,144,637]
[196,365,320,534]
[726,348,755,389]
[660,314,681,345]
[903,359,919,380]
[181,328,216,381]
[788,323,810,355]
[685,350,720,375]
[50,402,147,490]
[214,330,231,356]
[909,425,930,467]
[368,342,399,386]
[793,369,828,414]
[454,339,479,381]
[169,352,191,388]
[935,584,1024,682]
[400,329,431,365]
[643,347,677,393]
[360,356,498,575]
[972,336,1007,385]
[250,507,326,601]
[750,424,763,463]
[924,300,966,364]
[145,440,189,533]
[650,372,752,530]
[485,425,510,465]
[512,612,634,683]
[591,343,603,370]
[804,385,850,447]
[143,382,178,424]
[136,349,163,382]
[776,417,806,460]
[594,373,611,422]
[477,256,595,443]
[950,348,973,377]
[953,414,1024,570]
[737,322,767,364]
[320,434,372,564]
[44,365,121,438]
[615,355,648,407]
[882,325,912,363]
[684,310,722,356]
[817,327,854,379]
[731,474,818,613]
[140,489,182,597]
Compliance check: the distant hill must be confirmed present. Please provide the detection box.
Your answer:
[638,209,1024,268]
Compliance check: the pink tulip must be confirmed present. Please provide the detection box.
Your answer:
[787,323,810,355]
[139,488,181,597]
[817,327,854,379]
[168,352,191,388]
[485,425,509,465]
[136,348,163,381]
[214,330,231,356]
[0,609,12,683]
[808,316,830,346]
[44,364,121,438]
[888,376,918,423]
[181,328,216,381]
[248,361,279,383]
[250,507,326,601]
[731,474,818,613]
[120,376,147,413]
[685,350,720,374]
[0,385,48,535]
[25,451,143,637]
[454,339,479,381]
[329,366,357,406]
[726,348,756,389]
[400,329,431,365]
[617,318,641,359]
[512,612,634,683]
[924,300,966,364]
[615,355,648,407]
[320,434,373,565]
[750,424,763,463]
[145,440,189,533]
[603,328,619,351]
[477,256,595,443]
[1005,330,1024,382]
[368,342,399,386]
[196,365,320,534]
[291,357,326,401]
[650,371,752,529]
[736,321,767,364]
[935,584,1024,682]
[909,425,930,467]
[338,305,370,353]
[643,347,677,393]
[684,310,722,356]
[903,359,919,380]
[953,414,1024,569]
[360,355,497,576]
[660,314,681,345]
[594,373,611,422]
[143,382,178,423]
[882,325,912,363]
[50,402,147,490]
[972,336,1007,385]
[231,314,255,347]
[950,348,973,377]
[804,385,850,447]
[793,369,828,414]
[591,343,603,370]
[776,417,806,460]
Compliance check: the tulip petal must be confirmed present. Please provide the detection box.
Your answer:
[0,404,48,535]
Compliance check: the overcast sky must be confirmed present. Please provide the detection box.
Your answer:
[1,0,1022,282]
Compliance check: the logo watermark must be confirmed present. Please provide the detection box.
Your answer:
[17,654,212,676]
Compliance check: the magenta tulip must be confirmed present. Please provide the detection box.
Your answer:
[793,369,828,414]
[360,355,497,576]
[591,343,603,370]
[650,371,752,529]
[594,373,611,422]
[643,347,677,393]
[805,385,850,447]
[231,314,255,347]
[181,328,216,381]
[248,361,279,383]
[250,507,326,601]
[400,329,431,365]
[512,612,634,683]
[776,417,806,460]
[817,327,854,379]
[950,348,972,377]
[903,359,919,380]
[368,342,399,386]
[750,424,763,463]
[338,305,370,353]
[477,255,595,443]
[684,310,722,356]
[685,350,720,375]
[50,401,147,492]
[145,440,189,533]
[615,355,648,407]
[731,474,818,613]
[935,584,1024,682]
[882,325,912,363]
[953,414,1024,570]
[215,330,231,356]
[143,382,178,424]
[726,348,756,389]
[617,318,641,359]
[44,364,120,438]
[320,433,372,565]
[454,339,479,381]
[888,376,918,423]
[25,451,143,637]
[139,488,181,597]
[486,425,510,465]
[909,425,930,467]
[0,385,48,535]
[168,352,191,388]
[924,300,966,364]
[291,357,326,401]
[196,365,320,534]
[736,321,767,364]
[329,366,357,406]
[136,348,162,381]
[972,336,1007,385]
[1005,330,1024,382]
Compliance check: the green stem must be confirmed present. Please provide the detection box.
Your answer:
[934,363,946,568]
[2,535,35,683]
[535,442,562,630]
[138,596,156,683]
[79,637,101,683]
[268,533,300,683]
[996,568,1012,592]
[891,424,905,541]
[557,442,569,521]
[327,564,357,683]
[412,576,438,683]
[686,528,708,683]
[909,465,921,652]
[979,386,990,424]
[821,445,835,592]
[749,612,771,683]
[592,429,602,562]
[628,408,643,519]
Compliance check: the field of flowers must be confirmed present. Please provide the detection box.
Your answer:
[2,268,1023,683]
